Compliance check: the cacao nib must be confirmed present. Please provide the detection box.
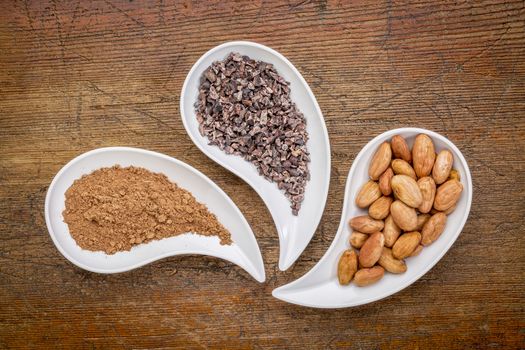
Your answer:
[195,52,310,215]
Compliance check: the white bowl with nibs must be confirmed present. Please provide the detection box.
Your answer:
[45,147,266,282]
[273,128,472,308]
[180,41,331,271]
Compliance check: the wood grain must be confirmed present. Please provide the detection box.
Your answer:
[1,0,524,348]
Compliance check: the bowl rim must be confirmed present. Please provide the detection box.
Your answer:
[272,127,473,308]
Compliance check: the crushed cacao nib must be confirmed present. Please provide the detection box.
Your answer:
[195,52,310,215]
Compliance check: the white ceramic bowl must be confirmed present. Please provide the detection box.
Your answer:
[45,147,266,282]
[180,41,331,271]
[273,128,472,307]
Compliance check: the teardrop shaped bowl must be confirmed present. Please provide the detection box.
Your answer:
[180,41,331,271]
[45,147,265,282]
[273,128,472,307]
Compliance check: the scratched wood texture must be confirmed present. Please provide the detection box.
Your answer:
[1,0,524,349]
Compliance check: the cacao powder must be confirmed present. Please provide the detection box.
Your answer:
[63,166,232,254]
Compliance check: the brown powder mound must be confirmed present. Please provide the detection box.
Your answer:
[63,165,232,254]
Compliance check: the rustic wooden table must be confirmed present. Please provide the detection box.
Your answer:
[1,0,524,348]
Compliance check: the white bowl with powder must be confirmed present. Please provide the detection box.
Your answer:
[45,147,266,282]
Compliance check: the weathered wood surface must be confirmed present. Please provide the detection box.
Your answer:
[1,0,524,348]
